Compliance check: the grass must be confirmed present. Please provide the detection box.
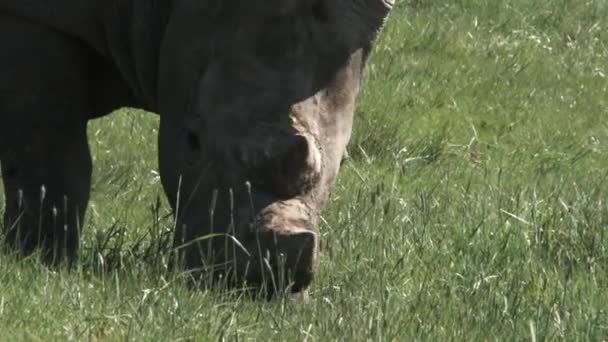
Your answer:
[2,0,608,339]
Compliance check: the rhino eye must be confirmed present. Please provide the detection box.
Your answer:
[184,125,202,167]
[187,131,200,154]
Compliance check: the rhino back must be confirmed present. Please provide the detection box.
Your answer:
[0,0,173,111]
[0,1,106,51]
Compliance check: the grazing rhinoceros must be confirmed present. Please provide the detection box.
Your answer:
[0,0,392,293]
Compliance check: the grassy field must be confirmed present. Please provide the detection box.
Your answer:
[2,0,608,340]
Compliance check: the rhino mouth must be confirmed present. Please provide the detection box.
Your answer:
[242,225,317,294]
[208,237,317,294]
[187,196,319,295]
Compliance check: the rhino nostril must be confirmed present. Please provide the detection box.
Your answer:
[285,230,316,292]
[260,227,317,291]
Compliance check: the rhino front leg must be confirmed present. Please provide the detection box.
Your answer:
[1,118,92,265]
[0,14,94,265]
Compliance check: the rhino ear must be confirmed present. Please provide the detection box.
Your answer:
[326,0,393,39]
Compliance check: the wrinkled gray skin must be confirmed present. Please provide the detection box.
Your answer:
[0,0,392,293]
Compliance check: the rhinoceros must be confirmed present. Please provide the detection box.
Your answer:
[0,0,393,293]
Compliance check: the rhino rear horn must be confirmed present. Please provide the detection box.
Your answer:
[267,133,321,197]
[239,128,320,197]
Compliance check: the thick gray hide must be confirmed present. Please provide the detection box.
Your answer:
[0,0,392,293]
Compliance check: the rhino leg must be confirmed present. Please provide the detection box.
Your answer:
[1,121,91,265]
[0,14,92,265]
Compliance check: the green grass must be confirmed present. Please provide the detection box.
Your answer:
[2,0,608,339]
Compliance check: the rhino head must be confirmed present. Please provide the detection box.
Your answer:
[157,0,393,294]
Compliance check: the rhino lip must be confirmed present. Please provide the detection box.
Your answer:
[242,256,314,294]
[208,253,313,294]
[209,225,316,294]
